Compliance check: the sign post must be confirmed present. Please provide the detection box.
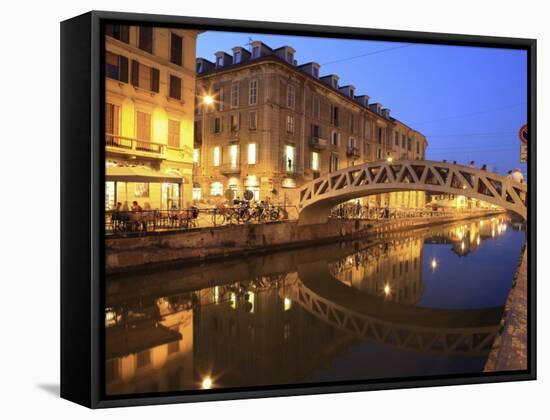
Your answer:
[518,124,528,163]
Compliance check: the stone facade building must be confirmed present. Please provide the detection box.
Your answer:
[105,24,201,210]
[194,41,427,208]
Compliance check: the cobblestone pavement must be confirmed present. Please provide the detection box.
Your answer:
[484,247,528,372]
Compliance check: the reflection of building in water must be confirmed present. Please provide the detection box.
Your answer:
[105,295,196,395]
[329,238,423,305]
[192,273,350,388]
[427,193,496,211]
[105,274,351,393]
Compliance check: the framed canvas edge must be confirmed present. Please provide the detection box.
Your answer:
[60,10,537,409]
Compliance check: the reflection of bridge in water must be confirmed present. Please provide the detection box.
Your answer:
[107,217,508,359]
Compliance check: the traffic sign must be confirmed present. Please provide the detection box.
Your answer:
[519,124,528,145]
[520,144,527,163]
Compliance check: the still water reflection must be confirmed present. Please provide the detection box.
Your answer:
[105,216,525,395]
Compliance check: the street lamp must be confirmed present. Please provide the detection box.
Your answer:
[202,94,214,106]
[386,156,393,163]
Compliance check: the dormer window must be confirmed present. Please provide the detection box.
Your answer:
[197,61,203,73]
[252,46,260,58]
[234,51,241,64]
[216,56,223,68]
[332,79,338,89]
[349,88,355,98]
[286,51,294,63]
[312,67,319,78]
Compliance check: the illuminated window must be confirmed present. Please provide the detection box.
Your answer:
[249,79,258,105]
[210,181,223,196]
[213,146,221,166]
[248,143,257,165]
[229,144,239,168]
[285,145,295,172]
[193,148,200,163]
[311,152,320,171]
[192,187,202,200]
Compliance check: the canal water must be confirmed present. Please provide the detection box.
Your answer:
[105,215,525,395]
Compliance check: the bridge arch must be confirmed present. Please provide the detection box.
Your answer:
[297,160,527,225]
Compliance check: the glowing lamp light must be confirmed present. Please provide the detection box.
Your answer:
[386,156,393,163]
[284,297,292,311]
[202,95,214,105]
[201,376,213,390]
[431,258,438,269]
[383,284,391,296]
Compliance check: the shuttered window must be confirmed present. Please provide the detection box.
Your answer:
[138,27,153,54]
[170,33,183,66]
[168,120,180,148]
[105,24,129,43]
[105,103,120,135]
[131,60,159,93]
[106,52,128,83]
[136,112,151,141]
[169,75,182,100]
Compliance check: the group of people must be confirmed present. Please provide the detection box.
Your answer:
[112,201,145,213]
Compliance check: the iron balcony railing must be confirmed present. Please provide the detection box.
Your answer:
[105,133,165,155]
[309,136,328,150]
[346,146,360,158]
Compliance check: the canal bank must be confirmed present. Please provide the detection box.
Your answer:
[484,246,528,372]
[105,210,504,274]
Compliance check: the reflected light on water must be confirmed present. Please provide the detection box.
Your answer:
[284,297,292,311]
[201,376,213,389]
[431,258,438,270]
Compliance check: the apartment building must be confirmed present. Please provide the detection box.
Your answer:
[104,24,201,210]
[194,41,427,207]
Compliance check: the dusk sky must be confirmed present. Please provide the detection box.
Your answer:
[197,31,527,175]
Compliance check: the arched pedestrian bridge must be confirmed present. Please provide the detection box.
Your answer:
[298,160,527,225]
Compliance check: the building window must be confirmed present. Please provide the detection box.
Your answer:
[234,50,241,64]
[407,137,412,151]
[286,51,294,63]
[228,144,239,168]
[230,83,239,108]
[248,111,257,130]
[331,131,340,146]
[210,181,223,196]
[192,187,202,200]
[311,124,320,138]
[350,114,355,133]
[212,117,222,134]
[168,119,180,148]
[248,143,257,164]
[193,148,200,163]
[330,104,339,127]
[131,61,159,93]
[286,84,295,109]
[348,137,356,148]
[252,46,260,58]
[402,134,406,148]
[216,55,223,67]
[170,33,183,66]
[377,148,382,159]
[330,154,339,172]
[105,24,129,43]
[285,145,296,172]
[105,52,128,82]
[311,151,320,171]
[378,127,383,145]
[216,87,224,111]
[230,113,240,132]
[312,67,319,79]
[395,132,399,146]
[105,103,120,137]
[416,141,420,154]
[136,111,152,142]
[134,183,149,198]
[312,95,320,119]
[286,115,295,134]
[213,146,221,166]
[364,142,371,156]
[138,27,153,54]
[249,79,258,105]
[169,75,182,100]
[364,120,371,139]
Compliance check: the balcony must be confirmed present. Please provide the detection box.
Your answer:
[220,162,241,175]
[106,134,165,157]
[309,136,328,150]
[346,146,360,159]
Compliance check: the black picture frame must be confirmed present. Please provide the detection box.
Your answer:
[61,10,537,409]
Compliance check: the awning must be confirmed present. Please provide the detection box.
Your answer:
[106,165,186,183]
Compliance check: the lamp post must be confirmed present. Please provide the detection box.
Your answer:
[198,94,214,201]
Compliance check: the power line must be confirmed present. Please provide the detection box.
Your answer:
[320,44,414,66]
[410,102,527,126]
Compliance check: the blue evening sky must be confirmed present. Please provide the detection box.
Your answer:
[197,31,527,175]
